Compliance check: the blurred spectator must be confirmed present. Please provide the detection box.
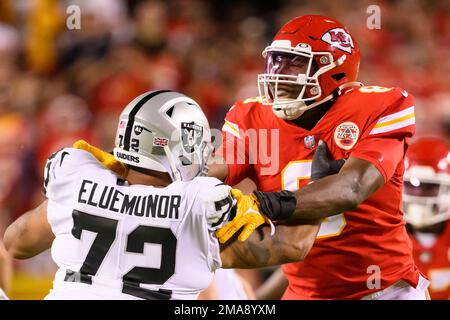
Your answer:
[36,94,96,172]
[90,70,150,149]
[24,0,63,74]
[133,0,169,52]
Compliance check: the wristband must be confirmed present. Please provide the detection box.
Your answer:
[252,190,297,221]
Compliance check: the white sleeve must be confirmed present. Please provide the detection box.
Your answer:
[43,148,103,204]
[190,177,236,230]
[188,177,237,272]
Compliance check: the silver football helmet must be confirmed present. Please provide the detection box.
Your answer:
[114,90,213,181]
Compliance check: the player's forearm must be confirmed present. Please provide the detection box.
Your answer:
[3,201,54,259]
[291,159,384,221]
[4,212,40,259]
[220,222,320,269]
[4,213,34,259]
[292,174,362,220]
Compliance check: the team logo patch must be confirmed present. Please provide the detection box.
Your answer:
[321,28,354,54]
[181,122,203,154]
[334,122,359,150]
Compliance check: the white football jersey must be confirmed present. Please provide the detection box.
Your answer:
[43,148,233,300]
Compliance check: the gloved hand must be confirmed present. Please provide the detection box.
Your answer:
[215,140,345,244]
[310,140,346,182]
[73,140,129,179]
[216,189,274,244]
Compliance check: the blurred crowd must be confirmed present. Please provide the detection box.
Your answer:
[0,0,449,298]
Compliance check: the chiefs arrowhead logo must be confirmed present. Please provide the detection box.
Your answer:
[321,28,354,54]
[334,122,359,150]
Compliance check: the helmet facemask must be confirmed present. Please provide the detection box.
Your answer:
[258,42,346,120]
[169,130,214,181]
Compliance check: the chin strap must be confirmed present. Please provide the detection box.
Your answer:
[314,54,347,79]
[333,81,364,97]
[319,81,364,106]
[301,81,364,111]
[279,81,363,119]
[294,54,353,109]
[164,145,182,181]
[199,142,214,177]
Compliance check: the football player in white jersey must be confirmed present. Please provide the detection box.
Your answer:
[3,90,330,300]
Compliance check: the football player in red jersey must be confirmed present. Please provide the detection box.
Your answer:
[403,138,450,299]
[210,15,429,299]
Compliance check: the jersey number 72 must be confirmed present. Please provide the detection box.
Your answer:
[65,210,176,300]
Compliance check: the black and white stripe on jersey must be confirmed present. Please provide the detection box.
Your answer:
[211,194,236,228]
[123,90,172,151]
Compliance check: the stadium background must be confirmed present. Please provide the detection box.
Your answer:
[0,0,448,299]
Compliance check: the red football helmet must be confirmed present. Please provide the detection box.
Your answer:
[403,137,450,228]
[258,15,361,120]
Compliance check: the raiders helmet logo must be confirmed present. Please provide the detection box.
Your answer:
[321,28,354,54]
[334,122,359,150]
[181,122,203,154]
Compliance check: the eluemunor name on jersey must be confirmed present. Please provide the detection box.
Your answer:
[78,179,182,219]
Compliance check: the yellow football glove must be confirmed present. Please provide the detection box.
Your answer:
[73,140,129,179]
[216,189,275,244]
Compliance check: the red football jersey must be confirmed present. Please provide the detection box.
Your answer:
[409,222,450,300]
[218,86,422,299]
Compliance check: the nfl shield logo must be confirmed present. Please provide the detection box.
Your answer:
[304,135,315,149]
[181,122,203,154]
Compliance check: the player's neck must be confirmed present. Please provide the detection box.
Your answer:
[127,168,172,188]
[290,100,333,131]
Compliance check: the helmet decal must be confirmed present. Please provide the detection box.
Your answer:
[151,137,169,155]
[123,90,172,151]
[321,28,354,54]
[134,125,152,136]
[181,122,204,154]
